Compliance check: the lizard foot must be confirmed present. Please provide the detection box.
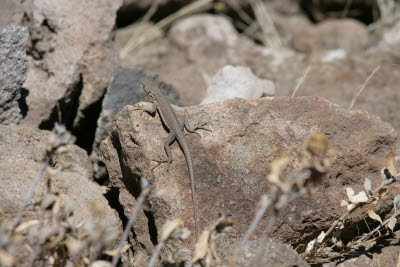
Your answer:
[150,158,172,171]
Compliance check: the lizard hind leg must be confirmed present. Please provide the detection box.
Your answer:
[150,132,175,171]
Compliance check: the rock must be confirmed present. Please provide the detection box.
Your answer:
[0,124,121,234]
[100,96,397,258]
[300,0,376,23]
[219,240,309,267]
[120,14,296,105]
[369,20,400,59]
[274,55,400,150]
[17,0,122,130]
[92,67,183,179]
[0,25,29,125]
[336,231,400,267]
[201,65,275,104]
[291,19,369,53]
[0,0,26,28]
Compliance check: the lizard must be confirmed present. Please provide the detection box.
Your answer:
[137,82,209,242]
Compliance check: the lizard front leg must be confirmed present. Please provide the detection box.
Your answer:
[182,117,211,137]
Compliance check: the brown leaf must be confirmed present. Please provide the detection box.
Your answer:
[161,218,184,241]
[192,230,211,263]
[388,216,397,231]
[385,151,397,177]
[367,209,382,224]
[307,133,328,155]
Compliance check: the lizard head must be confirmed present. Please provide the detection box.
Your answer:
[139,82,157,100]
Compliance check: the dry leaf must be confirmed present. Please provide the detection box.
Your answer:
[367,209,382,224]
[192,229,211,262]
[161,218,183,241]
[0,249,16,266]
[89,260,113,267]
[317,231,325,243]
[394,195,400,215]
[305,239,316,253]
[214,217,233,235]
[346,187,369,204]
[385,151,397,177]
[388,216,397,231]
[267,150,290,192]
[15,220,39,233]
[133,251,145,267]
[104,243,131,257]
[378,187,388,196]
[364,178,372,194]
[307,133,328,154]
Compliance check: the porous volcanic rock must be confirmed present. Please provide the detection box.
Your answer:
[100,96,397,260]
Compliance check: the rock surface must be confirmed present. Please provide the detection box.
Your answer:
[220,241,309,267]
[336,231,400,267]
[0,0,26,28]
[0,124,121,233]
[100,96,397,258]
[0,25,29,125]
[15,0,122,129]
[201,65,275,105]
[92,67,184,179]
[119,14,290,106]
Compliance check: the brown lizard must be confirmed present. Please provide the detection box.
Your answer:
[138,82,209,241]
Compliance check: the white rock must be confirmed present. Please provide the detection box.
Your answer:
[201,65,275,105]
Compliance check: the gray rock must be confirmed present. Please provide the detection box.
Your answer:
[92,67,183,179]
[201,65,275,104]
[0,25,29,125]
[100,96,397,260]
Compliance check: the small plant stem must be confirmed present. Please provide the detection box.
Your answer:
[234,194,269,261]
[292,66,311,97]
[356,216,392,243]
[148,240,165,267]
[112,185,151,267]
[12,156,48,232]
[349,65,380,110]
[237,195,269,250]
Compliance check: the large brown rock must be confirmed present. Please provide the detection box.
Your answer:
[0,124,121,233]
[100,96,397,258]
[16,0,122,129]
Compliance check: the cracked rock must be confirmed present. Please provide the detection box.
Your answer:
[0,24,29,125]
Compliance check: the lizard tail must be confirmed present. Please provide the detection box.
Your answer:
[186,153,199,242]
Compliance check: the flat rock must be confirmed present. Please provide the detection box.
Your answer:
[0,24,29,124]
[0,124,121,234]
[100,96,397,257]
